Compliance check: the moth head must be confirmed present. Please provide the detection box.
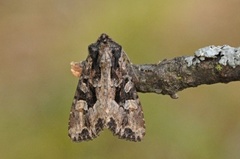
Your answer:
[88,33,122,69]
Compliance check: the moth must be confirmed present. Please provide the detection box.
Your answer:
[68,33,145,142]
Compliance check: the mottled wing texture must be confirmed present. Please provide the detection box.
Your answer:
[107,75,145,141]
[68,77,102,141]
[68,34,145,142]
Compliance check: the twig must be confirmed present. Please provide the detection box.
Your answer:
[132,45,240,98]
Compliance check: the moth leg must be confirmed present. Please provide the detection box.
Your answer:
[70,61,83,78]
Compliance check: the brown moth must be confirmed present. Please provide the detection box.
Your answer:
[68,34,145,142]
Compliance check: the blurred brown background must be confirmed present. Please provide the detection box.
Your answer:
[1,0,240,159]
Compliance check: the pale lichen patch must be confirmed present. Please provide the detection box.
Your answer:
[185,45,240,68]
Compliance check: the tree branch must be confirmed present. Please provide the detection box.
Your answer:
[71,45,240,99]
[132,45,240,98]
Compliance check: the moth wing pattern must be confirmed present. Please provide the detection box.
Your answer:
[106,72,145,141]
[68,76,102,141]
[68,33,145,142]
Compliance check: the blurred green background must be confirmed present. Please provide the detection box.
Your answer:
[1,0,240,159]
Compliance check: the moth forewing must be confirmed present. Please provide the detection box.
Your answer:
[68,33,145,142]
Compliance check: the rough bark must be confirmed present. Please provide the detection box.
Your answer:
[131,45,240,98]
